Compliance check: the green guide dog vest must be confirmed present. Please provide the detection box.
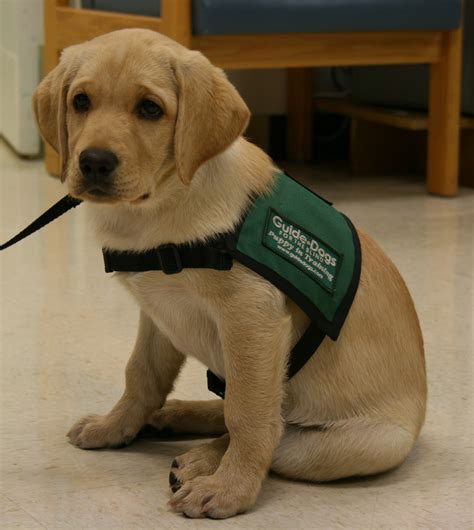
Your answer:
[0,171,361,398]
[229,171,360,343]
[104,170,361,397]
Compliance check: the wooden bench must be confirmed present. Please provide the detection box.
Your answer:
[44,0,464,196]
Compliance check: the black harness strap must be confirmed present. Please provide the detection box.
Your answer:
[0,195,82,251]
[205,325,326,398]
[103,238,233,275]
[206,370,227,399]
[287,326,326,378]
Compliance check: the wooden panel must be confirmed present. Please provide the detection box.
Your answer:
[427,28,463,196]
[43,1,66,176]
[192,31,443,69]
[314,97,474,131]
[56,7,162,49]
[460,130,474,188]
[351,120,426,174]
[316,98,427,131]
[160,0,191,46]
[351,118,474,189]
[245,115,271,152]
[45,146,60,177]
[44,0,66,74]
[287,68,313,161]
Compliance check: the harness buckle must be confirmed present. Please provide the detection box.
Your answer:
[157,244,183,274]
[213,249,233,270]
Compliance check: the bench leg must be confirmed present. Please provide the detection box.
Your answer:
[43,0,66,176]
[287,68,313,161]
[427,28,463,196]
[160,0,191,46]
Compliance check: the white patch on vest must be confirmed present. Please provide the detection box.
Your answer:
[263,208,342,293]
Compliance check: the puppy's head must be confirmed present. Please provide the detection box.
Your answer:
[33,29,249,204]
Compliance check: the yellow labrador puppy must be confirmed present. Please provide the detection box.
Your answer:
[33,29,426,519]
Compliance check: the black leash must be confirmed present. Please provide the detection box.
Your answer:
[0,195,82,251]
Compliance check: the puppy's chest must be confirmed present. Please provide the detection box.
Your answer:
[118,271,225,374]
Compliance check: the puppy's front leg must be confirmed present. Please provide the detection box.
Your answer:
[170,295,291,518]
[68,311,184,449]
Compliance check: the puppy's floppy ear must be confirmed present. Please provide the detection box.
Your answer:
[173,51,250,184]
[33,47,79,181]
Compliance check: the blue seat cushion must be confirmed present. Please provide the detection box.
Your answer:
[82,0,462,34]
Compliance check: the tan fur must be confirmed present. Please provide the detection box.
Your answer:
[33,29,427,519]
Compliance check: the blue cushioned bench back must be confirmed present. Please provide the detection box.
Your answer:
[193,0,462,35]
[350,0,474,114]
[82,0,462,34]
[82,0,160,18]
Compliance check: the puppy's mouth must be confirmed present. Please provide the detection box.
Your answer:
[89,188,109,198]
[130,193,151,204]
[70,182,117,203]
[81,188,118,203]
[72,183,150,205]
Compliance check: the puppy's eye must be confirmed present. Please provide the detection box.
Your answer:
[73,93,90,113]
[137,99,163,120]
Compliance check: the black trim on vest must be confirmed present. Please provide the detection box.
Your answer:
[283,171,333,206]
[287,326,326,378]
[339,214,362,331]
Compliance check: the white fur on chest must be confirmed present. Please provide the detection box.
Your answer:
[118,271,226,377]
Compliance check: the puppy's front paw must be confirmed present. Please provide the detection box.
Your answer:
[169,471,261,519]
[67,414,138,449]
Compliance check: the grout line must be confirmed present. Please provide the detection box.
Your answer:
[3,493,48,529]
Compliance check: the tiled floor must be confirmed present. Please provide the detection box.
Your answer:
[1,140,473,529]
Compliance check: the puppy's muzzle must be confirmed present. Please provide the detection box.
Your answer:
[79,148,119,195]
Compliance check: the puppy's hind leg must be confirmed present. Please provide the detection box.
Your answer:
[271,416,417,482]
[147,399,226,436]
[68,311,185,449]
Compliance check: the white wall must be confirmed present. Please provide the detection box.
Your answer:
[0,0,43,156]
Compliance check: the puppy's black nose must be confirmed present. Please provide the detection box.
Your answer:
[79,149,119,182]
